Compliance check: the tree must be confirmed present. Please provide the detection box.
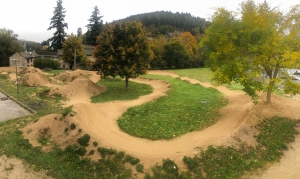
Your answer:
[201,0,300,104]
[62,34,84,67]
[0,28,23,66]
[47,0,68,51]
[150,35,168,69]
[162,40,190,69]
[179,32,196,59]
[85,6,103,45]
[77,27,82,37]
[94,21,152,90]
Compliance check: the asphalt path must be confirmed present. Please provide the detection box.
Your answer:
[0,91,30,122]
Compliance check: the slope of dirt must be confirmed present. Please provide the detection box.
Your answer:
[0,155,53,179]
[19,67,50,87]
[50,77,107,106]
[54,69,100,83]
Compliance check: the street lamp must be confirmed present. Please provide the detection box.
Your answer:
[9,59,19,94]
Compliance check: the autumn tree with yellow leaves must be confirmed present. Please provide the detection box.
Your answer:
[202,0,300,104]
[62,33,85,68]
[93,21,151,90]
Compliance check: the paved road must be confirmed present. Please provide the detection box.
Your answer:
[0,92,30,122]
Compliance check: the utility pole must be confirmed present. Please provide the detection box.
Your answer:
[74,46,76,70]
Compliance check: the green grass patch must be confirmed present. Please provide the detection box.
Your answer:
[146,117,299,179]
[172,68,244,91]
[171,68,213,82]
[118,75,227,140]
[91,77,153,103]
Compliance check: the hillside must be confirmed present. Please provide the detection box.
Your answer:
[114,11,211,36]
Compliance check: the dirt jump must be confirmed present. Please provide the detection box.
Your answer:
[1,67,300,178]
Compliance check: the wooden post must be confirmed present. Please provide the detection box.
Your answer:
[74,46,76,70]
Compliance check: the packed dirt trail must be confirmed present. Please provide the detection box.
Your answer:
[3,67,299,178]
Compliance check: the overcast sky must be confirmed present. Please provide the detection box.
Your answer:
[0,0,298,43]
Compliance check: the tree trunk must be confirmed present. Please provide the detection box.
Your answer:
[125,77,129,91]
[266,87,272,104]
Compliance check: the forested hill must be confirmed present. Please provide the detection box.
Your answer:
[114,11,211,36]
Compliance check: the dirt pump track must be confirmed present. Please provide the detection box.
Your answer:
[2,67,300,178]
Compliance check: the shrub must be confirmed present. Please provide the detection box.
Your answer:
[77,134,90,147]
[136,164,144,173]
[70,123,76,130]
[93,141,98,147]
[33,58,60,70]
[125,155,140,165]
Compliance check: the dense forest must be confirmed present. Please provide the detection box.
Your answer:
[114,11,211,37]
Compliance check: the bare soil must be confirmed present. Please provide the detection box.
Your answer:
[1,67,300,178]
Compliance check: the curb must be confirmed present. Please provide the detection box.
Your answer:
[0,88,35,114]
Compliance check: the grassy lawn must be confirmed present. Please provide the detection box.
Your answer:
[92,77,153,103]
[118,74,227,140]
[171,68,244,91]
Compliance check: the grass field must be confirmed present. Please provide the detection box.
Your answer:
[118,74,227,140]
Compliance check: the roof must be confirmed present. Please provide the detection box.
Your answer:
[19,51,39,59]
[57,49,93,56]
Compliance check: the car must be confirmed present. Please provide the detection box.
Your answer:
[289,75,300,80]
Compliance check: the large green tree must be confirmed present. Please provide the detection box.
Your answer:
[62,33,84,68]
[85,6,103,46]
[162,39,190,69]
[201,0,300,104]
[0,28,23,66]
[93,21,152,90]
[47,0,68,51]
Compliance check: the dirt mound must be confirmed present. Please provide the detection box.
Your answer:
[20,68,50,87]
[51,77,106,105]
[54,69,100,83]
[22,114,86,151]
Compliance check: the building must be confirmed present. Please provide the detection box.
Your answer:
[9,51,40,67]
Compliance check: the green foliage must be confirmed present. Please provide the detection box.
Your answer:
[92,141,98,147]
[47,0,68,51]
[118,75,226,140]
[94,21,152,90]
[124,155,140,165]
[91,77,153,103]
[62,106,73,117]
[162,40,190,69]
[118,11,210,37]
[85,6,103,45]
[0,28,23,66]
[136,164,144,173]
[33,58,60,70]
[70,123,76,130]
[97,147,117,158]
[62,33,84,66]
[145,159,180,179]
[182,117,298,179]
[201,1,300,104]
[77,134,90,147]
[37,135,51,146]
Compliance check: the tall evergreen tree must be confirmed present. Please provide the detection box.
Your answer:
[47,0,68,51]
[85,6,103,45]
